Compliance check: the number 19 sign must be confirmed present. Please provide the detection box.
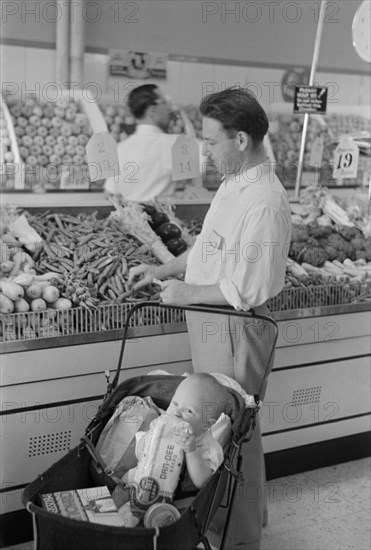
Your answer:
[171,135,200,181]
[333,138,359,181]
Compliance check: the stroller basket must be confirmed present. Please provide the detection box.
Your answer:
[23,302,278,550]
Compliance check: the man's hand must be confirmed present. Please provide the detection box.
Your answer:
[160,280,194,305]
[128,264,163,292]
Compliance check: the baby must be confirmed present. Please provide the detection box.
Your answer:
[126,373,228,490]
[165,373,228,488]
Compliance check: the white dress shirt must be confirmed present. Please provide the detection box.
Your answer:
[105,125,179,201]
[185,159,292,310]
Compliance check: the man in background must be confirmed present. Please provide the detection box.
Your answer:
[105,84,197,201]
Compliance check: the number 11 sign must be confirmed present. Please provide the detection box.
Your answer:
[171,135,200,181]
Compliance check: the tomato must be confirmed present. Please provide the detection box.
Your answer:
[156,222,182,242]
[167,238,188,256]
[149,212,170,230]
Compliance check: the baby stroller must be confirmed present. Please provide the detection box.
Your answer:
[23,301,278,550]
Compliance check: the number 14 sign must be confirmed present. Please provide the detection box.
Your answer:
[333,138,359,181]
[171,135,200,181]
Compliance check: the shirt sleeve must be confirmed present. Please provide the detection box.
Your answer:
[199,434,224,472]
[219,206,290,310]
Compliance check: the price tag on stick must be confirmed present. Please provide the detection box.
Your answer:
[309,135,324,168]
[171,135,200,181]
[333,138,359,180]
[86,133,120,182]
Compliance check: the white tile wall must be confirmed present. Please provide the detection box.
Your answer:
[1,44,370,110]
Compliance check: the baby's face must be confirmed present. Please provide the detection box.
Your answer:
[167,379,220,436]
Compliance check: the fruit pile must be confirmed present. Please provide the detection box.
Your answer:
[269,112,370,185]
[0,104,16,189]
[9,96,93,187]
[99,102,186,140]
[99,103,135,142]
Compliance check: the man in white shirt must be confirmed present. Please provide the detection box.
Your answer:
[105,84,196,201]
[129,87,292,549]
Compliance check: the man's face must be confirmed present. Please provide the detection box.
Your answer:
[153,89,172,130]
[202,117,242,176]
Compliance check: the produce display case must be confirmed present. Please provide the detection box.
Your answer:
[4,89,108,191]
[266,103,371,188]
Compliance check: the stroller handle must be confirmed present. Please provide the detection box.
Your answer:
[111,300,278,396]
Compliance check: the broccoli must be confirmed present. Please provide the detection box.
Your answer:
[336,225,362,242]
[351,236,366,252]
[289,241,306,263]
[291,225,309,243]
[306,223,333,239]
[302,246,328,267]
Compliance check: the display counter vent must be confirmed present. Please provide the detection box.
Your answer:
[28,431,72,457]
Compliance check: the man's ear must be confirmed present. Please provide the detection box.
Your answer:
[147,104,157,118]
[235,131,249,151]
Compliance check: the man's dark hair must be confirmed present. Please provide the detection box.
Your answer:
[199,87,269,146]
[128,84,159,119]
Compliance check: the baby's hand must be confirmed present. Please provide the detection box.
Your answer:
[173,421,197,454]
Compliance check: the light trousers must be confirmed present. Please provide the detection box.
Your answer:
[186,307,276,550]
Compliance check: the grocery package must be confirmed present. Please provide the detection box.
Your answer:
[128,414,185,512]
[41,486,127,527]
[93,396,161,481]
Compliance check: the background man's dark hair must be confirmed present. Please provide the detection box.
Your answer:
[128,84,159,119]
[199,87,269,146]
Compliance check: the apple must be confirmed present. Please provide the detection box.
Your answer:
[29,115,41,127]
[22,135,33,147]
[68,136,78,147]
[33,105,43,118]
[15,127,25,137]
[77,134,88,146]
[25,125,37,137]
[30,144,42,156]
[65,144,75,156]
[54,144,65,156]
[56,135,68,146]
[17,117,28,128]
[45,135,56,146]
[61,124,72,137]
[26,155,38,165]
[19,146,29,159]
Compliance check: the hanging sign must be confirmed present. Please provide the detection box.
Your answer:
[309,135,324,168]
[293,86,328,114]
[333,138,359,180]
[86,133,120,182]
[109,49,168,79]
[171,135,200,181]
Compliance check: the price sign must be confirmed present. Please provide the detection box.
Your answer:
[293,86,328,114]
[309,135,324,168]
[86,133,120,182]
[333,138,359,180]
[171,135,200,181]
[60,164,90,190]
